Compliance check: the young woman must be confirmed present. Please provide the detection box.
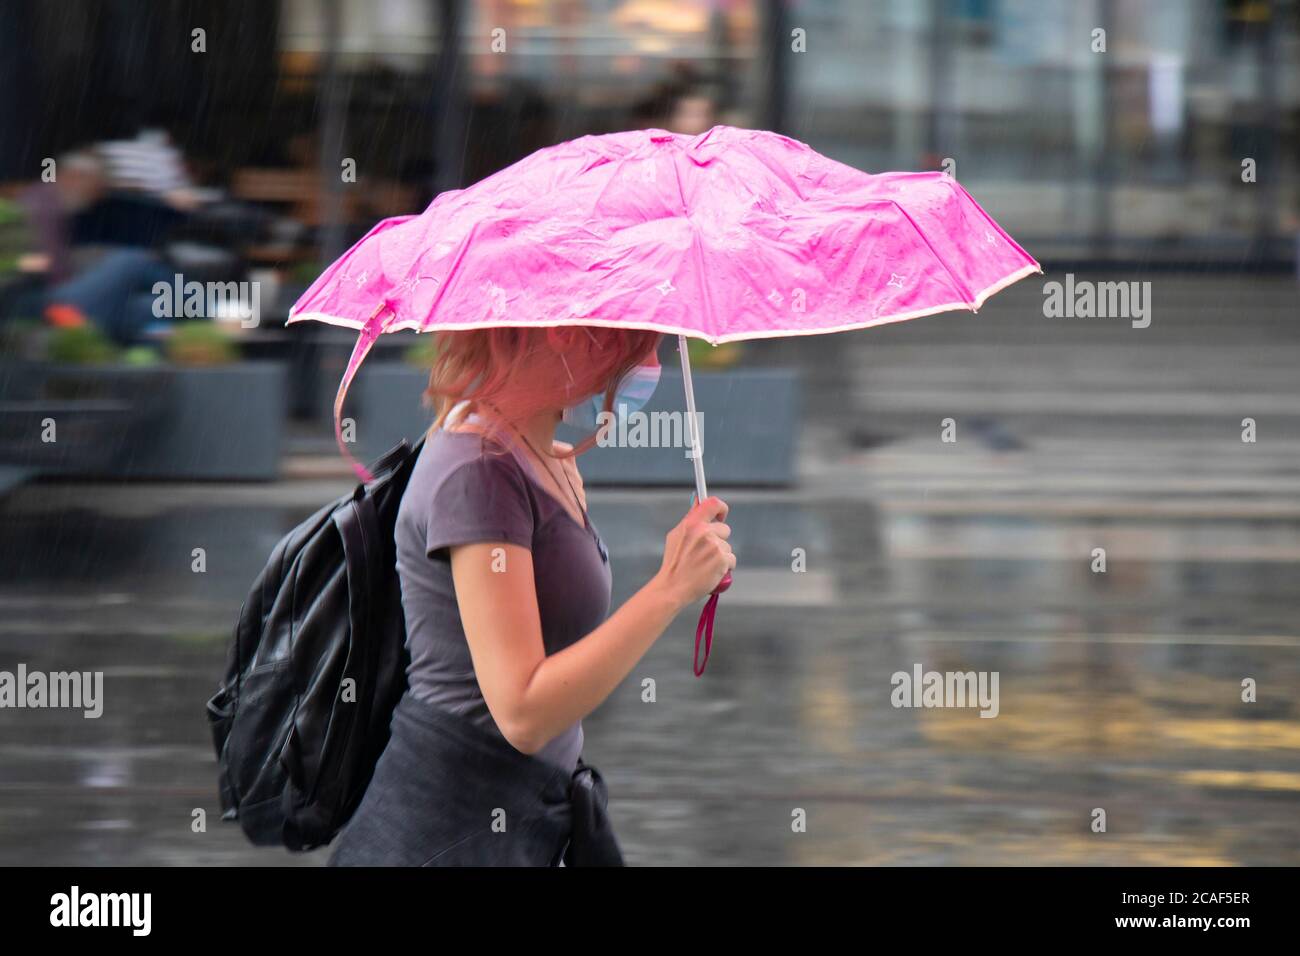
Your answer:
[329,325,736,866]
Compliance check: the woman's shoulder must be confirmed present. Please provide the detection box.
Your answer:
[416,428,530,497]
[404,429,539,554]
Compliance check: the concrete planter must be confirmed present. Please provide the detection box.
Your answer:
[338,364,801,487]
[0,361,286,481]
[120,363,286,480]
[0,361,174,474]
[560,368,800,487]
[348,363,436,464]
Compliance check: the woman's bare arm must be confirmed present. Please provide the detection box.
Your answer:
[449,496,734,753]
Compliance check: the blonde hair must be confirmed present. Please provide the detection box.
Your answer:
[422,325,661,457]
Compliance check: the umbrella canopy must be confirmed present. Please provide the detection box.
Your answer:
[288,125,1040,675]
[290,125,1039,344]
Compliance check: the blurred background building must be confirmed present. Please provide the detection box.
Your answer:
[2,0,1295,264]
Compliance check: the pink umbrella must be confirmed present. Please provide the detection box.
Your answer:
[289,125,1041,674]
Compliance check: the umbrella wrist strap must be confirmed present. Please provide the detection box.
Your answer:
[334,302,396,483]
[693,591,721,676]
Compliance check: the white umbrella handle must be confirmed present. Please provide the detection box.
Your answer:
[678,333,731,679]
[678,334,709,503]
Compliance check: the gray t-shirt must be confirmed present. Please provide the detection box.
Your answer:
[394,426,613,773]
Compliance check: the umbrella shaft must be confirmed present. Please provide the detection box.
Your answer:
[678,334,708,502]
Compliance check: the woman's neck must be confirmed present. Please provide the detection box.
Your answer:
[515,409,561,456]
[459,403,560,457]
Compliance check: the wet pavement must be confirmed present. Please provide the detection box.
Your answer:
[1,273,1298,866]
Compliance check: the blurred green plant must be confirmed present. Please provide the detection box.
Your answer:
[47,324,120,365]
[164,321,239,366]
[0,197,30,274]
[122,345,162,367]
[403,334,439,368]
[0,198,23,225]
[686,336,744,370]
[290,260,323,285]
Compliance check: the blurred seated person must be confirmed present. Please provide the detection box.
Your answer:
[97,126,205,211]
[630,63,718,136]
[72,127,208,249]
[15,151,106,286]
[12,149,175,345]
[41,247,172,345]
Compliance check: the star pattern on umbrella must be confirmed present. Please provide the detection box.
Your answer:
[888,272,906,289]
[767,289,784,306]
[483,281,508,318]
[655,279,676,296]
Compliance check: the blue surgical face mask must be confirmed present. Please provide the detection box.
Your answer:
[562,362,661,431]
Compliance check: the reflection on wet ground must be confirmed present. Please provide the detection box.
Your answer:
[1,490,1297,866]
[1,276,1298,865]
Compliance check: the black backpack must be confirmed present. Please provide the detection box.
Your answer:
[206,438,421,850]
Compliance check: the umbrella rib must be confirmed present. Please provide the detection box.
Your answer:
[886,199,978,305]
[956,184,1040,273]
[665,151,720,342]
[422,218,487,325]
[689,226,719,344]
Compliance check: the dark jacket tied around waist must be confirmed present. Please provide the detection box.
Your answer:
[329,691,624,866]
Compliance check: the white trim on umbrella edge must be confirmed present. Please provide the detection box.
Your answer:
[285,262,1043,347]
